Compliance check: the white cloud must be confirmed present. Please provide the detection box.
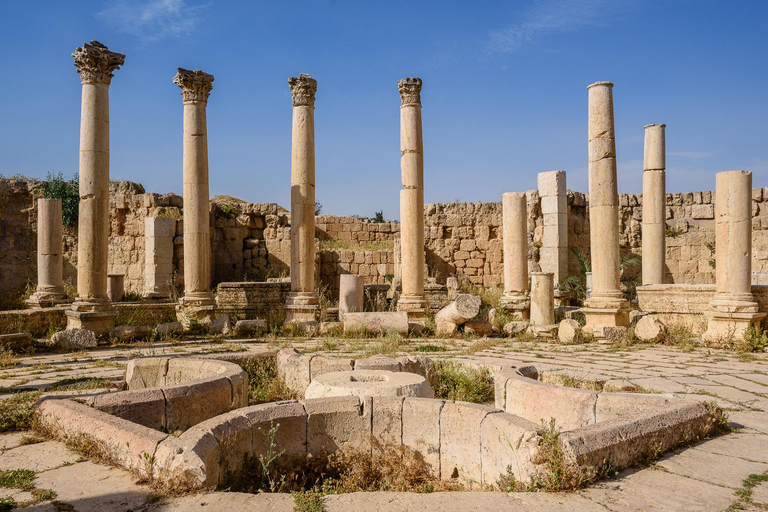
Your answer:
[98,0,207,41]
[488,0,631,53]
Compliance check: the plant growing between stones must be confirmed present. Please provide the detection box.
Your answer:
[428,360,494,404]
[41,171,79,227]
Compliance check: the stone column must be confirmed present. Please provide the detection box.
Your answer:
[530,272,555,326]
[144,217,177,299]
[538,171,568,288]
[66,41,123,334]
[339,274,364,317]
[642,124,666,285]
[396,77,428,319]
[582,81,630,337]
[703,171,765,342]
[284,74,319,325]
[27,199,68,308]
[173,68,215,326]
[499,192,530,318]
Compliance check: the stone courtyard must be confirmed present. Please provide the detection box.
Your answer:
[1,23,768,512]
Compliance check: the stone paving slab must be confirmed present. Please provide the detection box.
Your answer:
[144,492,294,511]
[27,460,154,512]
[0,432,24,452]
[656,446,768,489]
[0,441,78,472]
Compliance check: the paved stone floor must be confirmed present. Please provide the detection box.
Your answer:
[3,336,768,510]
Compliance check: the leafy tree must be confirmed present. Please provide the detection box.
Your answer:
[314,201,323,215]
[41,171,79,226]
[370,210,385,223]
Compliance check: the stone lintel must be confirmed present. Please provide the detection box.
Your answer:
[72,40,125,85]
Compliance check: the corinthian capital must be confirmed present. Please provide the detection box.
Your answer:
[288,74,317,107]
[398,77,422,107]
[72,41,125,85]
[173,68,214,104]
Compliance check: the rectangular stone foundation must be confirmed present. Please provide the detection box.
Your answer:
[65,309,117,335]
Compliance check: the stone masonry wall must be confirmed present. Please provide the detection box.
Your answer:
[4,178,768,303]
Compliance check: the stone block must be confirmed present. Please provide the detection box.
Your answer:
[246,401,308,459]
[538,170,566,197]
[93,388,166,430]
[310,355,354,381]
[301,396,371,456]
[354,356,401,372]
[126,357,170,389]
[595,392,670,423]
[164,376,234,432]
[503,321,530,337]
[0,333,33,353]
[464,320,493,336]
[634,315,666,342]
[691,204,715,219]
[343,312,409,336]
[209,315,232,335]
[234,319,267,336]
[558,319,582,344]
[505,375,598,429]
[112,324,152,342]
[480,411,541,487]
[371,396,405,452]
[402,397,444,473]
[50,329,97,350]
[440,401,496,485]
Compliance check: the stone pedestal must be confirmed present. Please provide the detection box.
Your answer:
[173,68,216,326]
[642,124,666,285]
[499,192,530,319]
[530,272,555,326]
[396,77,428,320]
[582,81,630,337]
[106,274,124,302]
[285,74,320,327]
[27,198,68,308]
[144,217,176,299]
[538,171,568,286]
[66,41,123,333]
[339,274,364,317]
[703,171,766,342]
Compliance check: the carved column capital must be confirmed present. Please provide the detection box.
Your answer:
[173,68,214,104]
[72,41,125,85]
[398,77,422,107]
[288,74,317,107]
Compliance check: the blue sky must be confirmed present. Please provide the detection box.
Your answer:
[1,0,766,219]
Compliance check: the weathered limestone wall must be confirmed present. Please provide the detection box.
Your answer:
[5,178,768,301]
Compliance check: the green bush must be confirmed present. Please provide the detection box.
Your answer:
[41,171,79,226]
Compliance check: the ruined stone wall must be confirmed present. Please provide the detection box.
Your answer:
[4,178,768,302]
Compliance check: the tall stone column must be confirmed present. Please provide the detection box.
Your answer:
[284,74,319,326]
[582,81,630,337]
[173,68,216,325]
[396,77,428,319]
[144,216,177,299]
[642,124,666,285]
[27,199,68,308]
[538,171,568,287]
[703,171,765,342]
[530,272,555,326]
[499,192,530,318]
[66,41,123,334]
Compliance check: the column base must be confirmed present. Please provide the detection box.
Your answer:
[176,295,216,328]
[582,299,631,340]
[396,294,428,324]
[498,294,530,320]
[284,292,319,330]
[65,299,116,334]
[703,310,766,345]
[26,290,70,309]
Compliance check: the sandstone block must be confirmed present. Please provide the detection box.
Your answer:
[343,312,409,335]
[402,397,444,472]
[480,412,541,487]
[234,319,267,336]
[318,321,343,336]
[691,203,715,219]
[440,401,496,485]
[396,355,432,377]
[301,396,371,456]
[503,321,530,337]
[164,376,234,432]
[634,315,667,342]
[209,315,232,335]
[277,348,313,395]
[505,376,597,430]
[112,324,152,342]
[371,396,404,452]
[51,329,97,350]
[305,370,433,400]
[310,355,354,380]
[0,333,33,353]
[558,319,582,344]
[595,392,670,423]
[245,401,308,459]
[93,388,166,430]
[354,356,401,372]
[464,320,493,336]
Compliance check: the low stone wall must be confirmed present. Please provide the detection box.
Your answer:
[93,357,248,432]
[215,281,290,320]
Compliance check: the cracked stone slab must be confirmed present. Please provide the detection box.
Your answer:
[0,441,78,472]
[31,460,154,512]
[143,492,294,511]
[656,445,768,489]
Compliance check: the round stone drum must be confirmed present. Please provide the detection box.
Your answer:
[304,370,434,400]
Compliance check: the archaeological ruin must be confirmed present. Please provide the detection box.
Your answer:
[1,38,767,511]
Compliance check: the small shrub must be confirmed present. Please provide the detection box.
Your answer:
[0,469,36,490]
[292,490,324,512]
[239,356,295,405]
[0,348,19,369]
[665,224,684,237]
[737,326,768,353]
[428,361,494,404]
[665,323,697,352]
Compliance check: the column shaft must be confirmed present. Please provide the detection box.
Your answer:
[538,171,568,285]
[397,77,427,316]
[290,104,316,294]
[28,199,67,307]
[502,192,528,295]
[714,171,753,301]
[530,272,555,325]
[642,124,666,285]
